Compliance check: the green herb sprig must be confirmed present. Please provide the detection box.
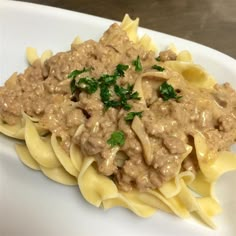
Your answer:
[132,56,142,72]
[152,65,165,72]
[68,64,140,111]
[107,131,125,147]
[124,111,143,122]
[159,81,182,101]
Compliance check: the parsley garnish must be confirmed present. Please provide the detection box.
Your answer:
[113,84,140,110]
[124,111,143,122]
[107,131,125,147]
[100,83,111,105]
[132,56,142,72]
[98,74,117,86]
[68,67,94,94]
[159,81,182,101]
[70,78,77,94]
[152,65,165,72]
[77,77,98,94]
[114,64,129,77]
[68,64,140,111]
[155,56,161,61]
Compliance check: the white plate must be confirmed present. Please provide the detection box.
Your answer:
[0,1,236,236]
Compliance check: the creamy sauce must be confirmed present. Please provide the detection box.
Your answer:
[1,23,236,192]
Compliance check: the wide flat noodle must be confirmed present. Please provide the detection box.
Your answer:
[24,116,61,168]
[70,143,83,172]
[177,50,193,63]
[120,14,139,43]
[40,50,53,64]
[72,35,82,46]
[26,47,39,65]
[78,157,118,207]
[176,179,217,228]
[40,166,77,186]
[103,191,158,217]
[120,14,157,52]
[51,133,78,177]
[139,34,157,52]
[4,72,18,88]
[15,143,40,170]
[159,170,194,199]
[148,188,190,218]
[194,133,236,182]
[188,171,212,197]
[164,61,216,88]
[26,47,53,65]
[0,118,25,140]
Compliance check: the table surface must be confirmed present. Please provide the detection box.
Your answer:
[16,0,236,59]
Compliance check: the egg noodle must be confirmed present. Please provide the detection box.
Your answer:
[1,14,236,229]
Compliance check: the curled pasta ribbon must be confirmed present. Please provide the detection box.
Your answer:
[138,34,157,52]
[26,47,39,65]
[4,72,18,88]
[194,133,236,182]
[24,116,61,168]
[0,112,47,140]
[51,133,79,177]
[188,171,212,197]
[26,47,53,65]
[40,166,77,186]
[121,14,157,52]
[0,118,25,140]
[121,14,139,43]
[103,191,159,218]
[164,61,216,88]
[148,188,190,218]
[78,157,118,207]
[159,170,194,199]
[41,50,53,64]
[70,143,83,172]
[177,50,193,63]
[176,179,220,228]
[72,35,82,46]
[167,43,178,54]
[15,141,77,185]
[15,143,40,170]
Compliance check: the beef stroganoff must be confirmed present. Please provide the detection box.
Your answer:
[1,14,236,228]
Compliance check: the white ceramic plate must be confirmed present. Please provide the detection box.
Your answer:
[0,1,236,236]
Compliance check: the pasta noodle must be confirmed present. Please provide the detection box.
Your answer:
[1,14,236,230]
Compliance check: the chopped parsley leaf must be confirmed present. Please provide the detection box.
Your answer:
[152,65,165,72]
[107,131,125,147]
[159,81,182,101]
[68,67,94,94]
[132,55,142,72]
[124,111,143,122]
[155,56,161,61]
[100,83,110,101]
[113,84,140,110]
[70,78,77,94]
[68,64,140,110]
[114,64,129,77]
[98,74,117,86]
[77,77,98,94]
